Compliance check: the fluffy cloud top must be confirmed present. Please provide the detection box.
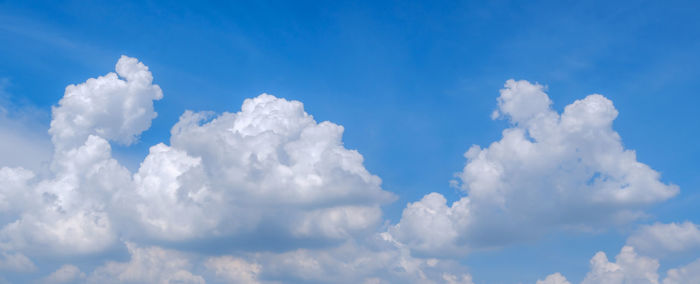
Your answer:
[49,55,163,150]
[0,55,395,255]
[0,56,422,283]
[120,93,395,243]
[581,246,659,284]
[536,273,571,284]
[542,243,700,284]
[390,80,679,256]
[388,193,470,256]
[543,223,700,284]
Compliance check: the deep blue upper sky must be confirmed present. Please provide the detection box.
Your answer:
[1,1,699,282]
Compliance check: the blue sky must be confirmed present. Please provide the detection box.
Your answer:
[1,1,699,283]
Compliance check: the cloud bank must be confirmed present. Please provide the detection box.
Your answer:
[390,80,678,257]
[0,57,693,283]
[540,241,700,284]
[0,56,466,283]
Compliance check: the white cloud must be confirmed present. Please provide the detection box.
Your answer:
[0,57,686,284]
[0,166,35,214]
[391,80,678,256]
[87,243,204,284]
[0,55,394,259]
[78,235,473,284]
[0,56,406,283]
[536,273,571,284]
[0,251,35,272]
[254,235,473,284]
[442,273,474,284]
[627,222,700,257]
[0,135,125,255]
[0,56,158,256]
[493,79,553,124]
[205,256,261,284]
[120,94,394,243]
[123,143,214,240]
[581,246,659,284]
[663,258,700,284]
[388,193,469,256]
[41,264,86,284]
[49,55,162,150]
[542,245,700,284]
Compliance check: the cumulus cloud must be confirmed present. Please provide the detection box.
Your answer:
[388,193,470,256]
[0,56,412,283]
[204,256,261,283]
[390,79,678,256]
[117,93,395,244]
[0,56,159,257]
[535,220,700,283]
[664,258,700,284]
[252,235,473,284]
[87,243,204,284]
[80,234,473,284]
[442,273,474,284]
[0,135,125,255]
[627,222,700,257]
[41,265,86,284]
[581,246,660,284]
[0,55,394,255]
[0,251,36,272]
[541,244,700,284]
[0,57,684,283]
[49,55,163,150]
[536,273,571,284]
